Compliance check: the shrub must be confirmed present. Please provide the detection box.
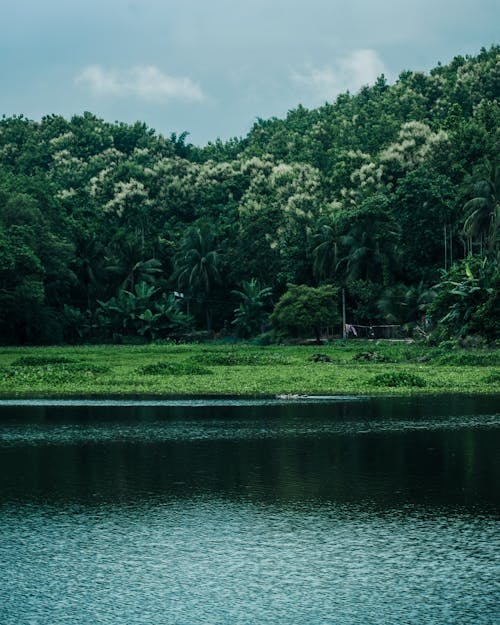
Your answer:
[250,332,274,346]
[371,371,427,387]
[310,353,333,363]
[353,350,392,363]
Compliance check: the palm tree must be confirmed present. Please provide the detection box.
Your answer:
[105,238,163,292]
[174,221,221,331]
[312,220,339,283]
[338,218,399,284]
[463,161,499,257]
[336,195,400,284]
[121,258,163,292]
[231,279,272,337]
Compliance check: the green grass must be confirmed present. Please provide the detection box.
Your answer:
[0,341,499,397]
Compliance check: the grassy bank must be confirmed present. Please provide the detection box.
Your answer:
[0,341,499,398]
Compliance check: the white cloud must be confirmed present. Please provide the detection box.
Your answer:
[75,65,204,102]
[292,49,388,101]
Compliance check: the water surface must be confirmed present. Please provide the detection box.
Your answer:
[0,395,499,624]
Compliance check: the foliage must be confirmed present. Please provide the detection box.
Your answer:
[0,47,499,344]
[270,284,341,341]
[1,362,109,383]
[428,257,499,342]
[336,194,400,284]
[435,351,500,366]
[231,279,272,338]
[463,160,499,256]
[370,371,427,388]
[96,282,193,341]
[345,280,384,325]
[1,342,498,397]
[353,350,393,363]
[377,281,436,332]
[309,353,334,363]
[136,362,211,376]
[173,221,221,331]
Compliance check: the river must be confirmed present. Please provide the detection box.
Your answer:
[0,395,499,624]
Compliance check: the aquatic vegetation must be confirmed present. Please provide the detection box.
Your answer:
[370,371,427,388]
[0,341,497,397]
[353,350,393,363]
[483,371,500,384]
[136,362,211,376]
[1,363,110,384]
[309,353,334,363]
[197,352,291,366]
[11,356,76,366]
[435,352,500,367]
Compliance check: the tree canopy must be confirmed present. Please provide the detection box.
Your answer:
[0,46,498,344]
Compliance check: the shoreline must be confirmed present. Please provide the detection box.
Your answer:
[0,390,499,401]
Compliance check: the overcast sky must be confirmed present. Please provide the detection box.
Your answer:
[1,0,498,145]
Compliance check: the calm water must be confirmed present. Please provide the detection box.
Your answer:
[0,395,499,625]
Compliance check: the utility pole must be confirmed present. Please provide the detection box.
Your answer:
[342,288,346,339]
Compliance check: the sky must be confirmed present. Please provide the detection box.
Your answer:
[1,0,498,145]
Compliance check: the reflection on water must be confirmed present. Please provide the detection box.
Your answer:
[0,396,499,625]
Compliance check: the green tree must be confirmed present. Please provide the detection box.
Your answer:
[270,284,340,342]
[337,195,400,284]
[393,167,456,281]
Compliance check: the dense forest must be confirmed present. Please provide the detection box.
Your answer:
[0,46,498,345]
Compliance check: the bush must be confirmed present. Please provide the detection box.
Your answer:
[371,371,427,388]
[250,332,274,346]
[310,353,333,363]
[353,350,392,363]
[457,335,488,350]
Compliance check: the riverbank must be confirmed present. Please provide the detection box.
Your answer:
[1,340,499,397]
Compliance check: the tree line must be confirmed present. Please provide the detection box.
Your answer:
[0,46,498,344]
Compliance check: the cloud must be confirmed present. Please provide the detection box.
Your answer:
[292,49,388,101]
[75,65,204,102]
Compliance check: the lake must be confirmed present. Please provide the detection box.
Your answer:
[0,395,499,625]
